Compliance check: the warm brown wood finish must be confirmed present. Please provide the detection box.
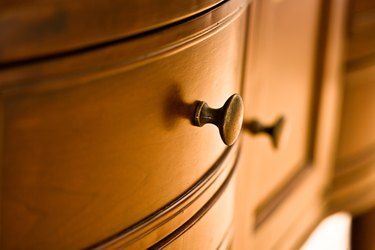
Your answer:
[351,208,375,250]
[329,65,375,214]
[346,0,375,63]
[328,0,375,247]
[242,0,321,208]
[338,65,375,160]
[351,0,375,13]
[150,163,236,250]
[234,0,347,249]
[0,0,227,64]
[0,1,247,249]
[95,145,239,249]
[3,0,374,249]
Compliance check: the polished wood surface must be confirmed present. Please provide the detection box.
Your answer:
[242,0,321,206]
[151,166,236,250]
[0,1,247,249]
[97,145,239,249]
[0,0,226,63]
[3,0,373,249]
[233,0,347,249]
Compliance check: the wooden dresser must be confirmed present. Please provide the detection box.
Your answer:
[0,0,372,249]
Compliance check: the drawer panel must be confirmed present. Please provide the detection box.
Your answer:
[0,3,246,249]
[243,0,321,205]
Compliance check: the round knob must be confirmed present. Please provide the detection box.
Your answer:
[245,116,285,148]
[193,94,244,146]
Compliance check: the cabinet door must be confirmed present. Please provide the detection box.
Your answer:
[238,0,325,248]
[244,0,321,209]
[234,0,346,249]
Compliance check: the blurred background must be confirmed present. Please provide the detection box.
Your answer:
[305,0,375,248]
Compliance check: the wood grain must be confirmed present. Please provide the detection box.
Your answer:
[1,0,362,248]
[0,1,247,249]
[0,0,226,64]
[93,144,239,249]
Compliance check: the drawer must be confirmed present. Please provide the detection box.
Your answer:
[0,0,226,63]
[150,172,236,250]
[243,0,321,206]
[0,1,247,249]
[97,144,239,249]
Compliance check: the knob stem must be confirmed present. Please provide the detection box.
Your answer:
[246,116,285,148]
[194,102,222,127]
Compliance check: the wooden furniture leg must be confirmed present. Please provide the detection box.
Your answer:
[351,208,375,250]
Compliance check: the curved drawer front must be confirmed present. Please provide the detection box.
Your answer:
[0,0,228,63]
[150,170,236,250]
[0,1,247,249]
[98,144,239,249]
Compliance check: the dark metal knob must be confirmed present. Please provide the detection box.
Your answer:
[245,116,285,148]
[193,94,244,146]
